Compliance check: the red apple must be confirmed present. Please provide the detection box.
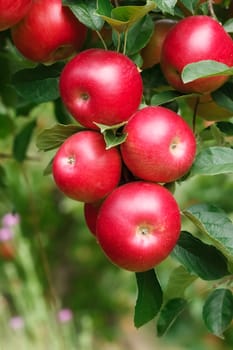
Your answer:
[52,131,122,203]
[0,0,32,31]
[84,201,102,236]
[120,106,196,183]
[160,15,233,93]
[96,181,181,272]
[11,0,87,63]
[59,48,143,129]
[141,19,177,69]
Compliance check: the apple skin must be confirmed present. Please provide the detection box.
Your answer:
[141,19,177,69]
[52,131,122,203]
[120,106,196,183]
[160,16,233,94]
[96,181,181,272]
[11,0,87,63]
[84,201,102,236]
[0,0,32,31]
[59,48,143,129]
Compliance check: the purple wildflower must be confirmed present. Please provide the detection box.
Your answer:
[2,213,20,228]
[57,308,73,323]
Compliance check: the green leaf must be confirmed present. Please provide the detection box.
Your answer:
[151,90,196,106]
[172,231,229,280]
[165,265,197,300]
[11,63,63,103]
[212,82,233,113]
[13,120,37,162]
[95,121,127,149]
[54,98,73,125]
[97,2,155,33]
[125,14,154,56]
[183,204,233,266]
[134,269,163,328]
[177,0,199,14]
[223,18,233,33]
[63,0,104,31]
[155,0,177,15]
[97,0,113,18]
[157,298,187,337]
[43,157,54,176]
[36,124,84,152]
[181,60,233,84]
[203,288,233,337]
[216,121,233,136]
[190,146,233,176]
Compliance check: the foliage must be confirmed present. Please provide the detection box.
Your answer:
[1,0,233,348]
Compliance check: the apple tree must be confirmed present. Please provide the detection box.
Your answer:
[1,0,233,343]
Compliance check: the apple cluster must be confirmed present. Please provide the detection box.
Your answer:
[3,1,233,272]
[50,47,197,272]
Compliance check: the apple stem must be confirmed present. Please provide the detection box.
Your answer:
[95,30,108,50]
[207,0,217,20]
[114,0,119,6]
[116,31,121,53]
[192,96,200,133]
[123,30,129,55]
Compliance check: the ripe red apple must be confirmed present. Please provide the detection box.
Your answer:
[52,131,122,203]
[141,19,177,69]
[11,0,87,63]
[0,0,32,31]
[59,48,143,129]
[120,106,196,183]
[84,201,102,236]
[96,181,181,272]
[160,15,233,93]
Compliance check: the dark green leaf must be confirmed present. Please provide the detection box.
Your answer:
[203,288,233,337]
[95,121,127,149]
[11,63,64,103]
[172,231,229,280]
[151,90,195,105]
[181,60,233,84]
[36,124,84,152]
[134,269,163,328]
[216,122,233,136]
[155,0,177,15]
[157,298,187,337]
[177,0,199,14]
[63,0,104,30]
[125,14,154,55]
[190,146,233,176]
[96,0,113,17]
[183,204,233,266]
[54,98,73,125]
[212,82,233,113]
[165,265,197,300]
[13,120,37,162]
[43,158,54,176]
[223,19,233,33]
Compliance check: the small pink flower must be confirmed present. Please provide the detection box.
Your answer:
[0,228,13,242]
[2,213,20,228]
[9,316,24,330]
[57,308,73,323]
